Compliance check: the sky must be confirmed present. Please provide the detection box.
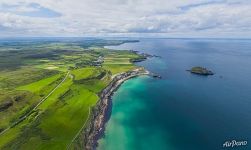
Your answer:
[0,0,251,38]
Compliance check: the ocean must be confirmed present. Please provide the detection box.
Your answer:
[98,39,251,150]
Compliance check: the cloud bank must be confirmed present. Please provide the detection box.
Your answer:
[0,0,251,37]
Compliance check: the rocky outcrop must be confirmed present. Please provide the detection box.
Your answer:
[187,67,214,76]
[0,100,13,112]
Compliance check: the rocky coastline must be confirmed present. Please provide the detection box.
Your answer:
[81,68,149,150]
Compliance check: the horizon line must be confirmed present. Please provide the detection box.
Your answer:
[0,36,251,40]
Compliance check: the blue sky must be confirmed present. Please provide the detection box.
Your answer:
[0,0,251,38]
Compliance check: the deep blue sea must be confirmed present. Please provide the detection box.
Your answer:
[98,39,251,150]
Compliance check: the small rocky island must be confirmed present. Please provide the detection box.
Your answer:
[187,66,214,76]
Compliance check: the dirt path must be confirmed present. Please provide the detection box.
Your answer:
[0,71,70,136]
[66,107,91,150]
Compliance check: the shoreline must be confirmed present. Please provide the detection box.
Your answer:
[81,68,149,150]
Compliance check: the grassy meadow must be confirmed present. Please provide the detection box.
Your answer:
[0,39,142,149]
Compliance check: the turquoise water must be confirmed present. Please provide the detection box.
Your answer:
[98,39,251,150]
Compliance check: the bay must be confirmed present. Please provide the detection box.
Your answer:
[98,39,251,150]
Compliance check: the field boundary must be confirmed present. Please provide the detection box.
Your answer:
[0,71,70,136]
[66,107,91,150]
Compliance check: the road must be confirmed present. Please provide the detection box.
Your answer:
[0,71,70,136]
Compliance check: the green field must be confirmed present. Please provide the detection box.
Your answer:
[0,39,142,149]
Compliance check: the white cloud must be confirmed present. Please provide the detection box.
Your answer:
[0,0,251,37]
